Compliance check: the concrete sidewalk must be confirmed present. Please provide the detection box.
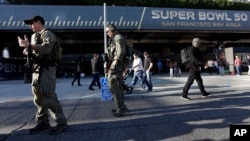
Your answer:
[1,74,250,141]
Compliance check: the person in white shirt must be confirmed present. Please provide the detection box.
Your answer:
[207,59,215,75]
[247,55,250,76]
[2,47,10,58]
[130,53,146,93]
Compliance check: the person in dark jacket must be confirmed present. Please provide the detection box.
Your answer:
[71,59,83,86]
[89,53,101,90]
[181,38,210,100]
[217,53,227,76]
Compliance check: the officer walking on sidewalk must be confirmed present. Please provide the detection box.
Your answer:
[106,24,128,117]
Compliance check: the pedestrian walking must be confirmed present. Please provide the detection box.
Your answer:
[71,59,83,86]
[143,52,153,92]
[18,15,68,135]
[217,54,227,76]
[130,52,147,92]
[169,60,174,77]
[89,53,101,90]
[181,38,210,100]
[234,55,242,76]
[106,24,128,117]
[206,59,215,75]
[247,55,250,76]
[157,60,163,74]
[173,60,180,77]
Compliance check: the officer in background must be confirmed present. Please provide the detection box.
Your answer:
[18,15,68,135]
[106,24,128,117]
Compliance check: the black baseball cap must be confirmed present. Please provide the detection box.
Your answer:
[24,15,45,25]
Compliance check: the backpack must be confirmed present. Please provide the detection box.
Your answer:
[51,36,63,65]
[181,47,190,65]
[111,34,133,70]
[42,30,63,64]
[124,41,133,59]
[116,34,133,58]
[123,40,133,70]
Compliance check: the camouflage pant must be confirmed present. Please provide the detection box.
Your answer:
[108,71,125,110]
[32,66,67,124]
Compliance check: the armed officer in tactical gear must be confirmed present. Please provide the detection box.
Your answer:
[106,24,128,117]
[18,15,68,135]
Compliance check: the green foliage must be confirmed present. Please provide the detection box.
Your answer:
[5,0,250,11]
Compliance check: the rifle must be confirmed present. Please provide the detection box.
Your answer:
[24,47,33,83]
[104,53,112,73]
[104,38,113,75]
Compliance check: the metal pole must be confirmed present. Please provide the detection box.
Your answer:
[103,3,108,77]
[104,3,107,53]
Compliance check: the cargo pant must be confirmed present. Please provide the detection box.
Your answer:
[32,66,67,124]
[108,62,125,110]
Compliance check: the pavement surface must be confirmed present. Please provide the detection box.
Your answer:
[0,73,250,141]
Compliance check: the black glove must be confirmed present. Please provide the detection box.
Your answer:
[104,53,109,62]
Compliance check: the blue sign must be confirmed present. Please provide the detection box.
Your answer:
[100,77,112,101]
[1,5,250,31]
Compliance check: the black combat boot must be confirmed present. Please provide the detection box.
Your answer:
[50,122,69,135]
[29,121,51,134]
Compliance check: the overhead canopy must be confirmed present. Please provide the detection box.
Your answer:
[1,5,250,56]
[0,5,250,32]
